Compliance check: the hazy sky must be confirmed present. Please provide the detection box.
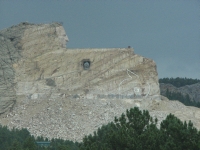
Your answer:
[0,0,199,79]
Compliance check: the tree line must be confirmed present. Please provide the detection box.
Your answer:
[159,77,200,87]
[1,107,200,150]
[0,125,79,150]
[165,89,200,108]
[159,77,200,108]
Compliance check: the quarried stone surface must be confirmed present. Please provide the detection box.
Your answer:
[2,22,200,142]
[0,22,160,115]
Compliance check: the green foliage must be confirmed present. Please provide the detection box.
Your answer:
[160,77,200,108]
[80,107,200,150]
[159,77,200,87]
[80,107,161,150]
[0,125,79,150]
[48,138,79,150]
[8,140,23,150]
[23,137,37,150]
[1,108,200,150]
[0,126,31,150]
[165,88,200,108]
[160,114,200,150]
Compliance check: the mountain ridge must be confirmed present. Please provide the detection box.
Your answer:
[160,82,200,102]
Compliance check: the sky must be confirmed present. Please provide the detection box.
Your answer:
[0,0,199,79]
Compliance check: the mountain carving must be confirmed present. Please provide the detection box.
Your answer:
[1,22,200,142]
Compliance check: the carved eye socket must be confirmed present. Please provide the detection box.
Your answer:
[83,61,90,70]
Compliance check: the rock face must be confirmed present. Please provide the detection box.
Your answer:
[0,22,160,115]
[0,22,69,114]
[160,83,200,102]
[0,23,29,114]
[2,22,200,142]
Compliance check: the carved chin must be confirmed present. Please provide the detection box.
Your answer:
[61,41,66,48]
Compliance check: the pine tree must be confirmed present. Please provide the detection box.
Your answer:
[80,107,160,150]
[8,140,23,150]
[23,137,37,150]
[160,114,200,150]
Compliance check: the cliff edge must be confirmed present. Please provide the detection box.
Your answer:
[0,22,160,114]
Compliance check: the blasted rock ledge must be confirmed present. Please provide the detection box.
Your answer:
[0,22,200,142]
[0,22,160,113]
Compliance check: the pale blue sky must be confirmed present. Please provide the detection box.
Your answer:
[0,0,199,79]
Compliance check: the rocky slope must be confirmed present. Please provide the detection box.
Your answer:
[1,95,200,142]
[0,22,200,142]
[160,83,200,102]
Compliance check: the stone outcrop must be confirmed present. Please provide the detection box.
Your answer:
[0,23,28,114]
[0,22,160,114]
[160,83,200,102]
[0,22,68,114]
[1,22,200,142]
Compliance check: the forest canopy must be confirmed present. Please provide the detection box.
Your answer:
[159,77,200,87]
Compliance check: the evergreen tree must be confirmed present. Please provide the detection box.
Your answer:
[160,114,200,150]
[80,107,160,150]
[8,140,23,150]
[23,137,37,150]
[159,77,200,87]
[164,89,200,108]
[80,108,200,150]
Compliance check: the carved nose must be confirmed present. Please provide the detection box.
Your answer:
[64,37,68,42]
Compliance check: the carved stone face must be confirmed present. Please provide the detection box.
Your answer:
[56,26,69,48]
